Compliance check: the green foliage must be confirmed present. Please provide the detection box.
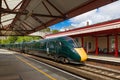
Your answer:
[52,30,59,34]
[0,28,59,44]
[0,37,16,44]
[0,36,41,44]
[16,36,40,42]
[8,36,18,43]
[41,28,51,32]
[41,28,59,34]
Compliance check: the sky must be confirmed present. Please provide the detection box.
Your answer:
[49,0,120,31]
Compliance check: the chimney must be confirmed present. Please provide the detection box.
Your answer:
[86,21,89,26]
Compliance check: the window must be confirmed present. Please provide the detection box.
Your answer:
[111,39,115,49]
[49,42,54,49]
[88,42,91,49]
[66,38,80,48]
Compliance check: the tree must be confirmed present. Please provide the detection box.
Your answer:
[8,36,18,43]
[0,36,41,44]
[41,28,51,32]
[52,30,59,34]
[16,36,40,43]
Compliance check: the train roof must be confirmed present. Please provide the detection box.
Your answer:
[44,36,72,41]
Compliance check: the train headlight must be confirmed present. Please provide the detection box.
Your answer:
[72,49,77,53]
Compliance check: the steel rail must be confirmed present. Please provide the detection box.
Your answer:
[19,53,120,80]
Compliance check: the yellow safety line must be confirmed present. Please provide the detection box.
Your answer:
[16,56,56,80]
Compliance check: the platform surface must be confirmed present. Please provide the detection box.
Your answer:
[0,49,85,80]
[88,55,120,63]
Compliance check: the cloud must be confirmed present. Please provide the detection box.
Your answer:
[71,19,92,27]
[98,0,120,19]
[69,0,120,28]
[50,0,120,31]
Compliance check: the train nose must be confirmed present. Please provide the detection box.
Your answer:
[74,48,87,61]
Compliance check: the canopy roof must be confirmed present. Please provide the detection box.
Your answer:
[45,18,120,38]
[0,0,117,36]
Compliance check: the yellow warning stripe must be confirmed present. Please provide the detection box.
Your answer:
[74,48,87,61]
[16,56,56,80]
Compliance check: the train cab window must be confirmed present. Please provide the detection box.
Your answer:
[66,38,80,48]
[63,37,80,48]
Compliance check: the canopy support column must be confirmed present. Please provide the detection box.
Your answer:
[107,36,109,53]
[115,34,118,57]
[81,37,84,48]
[95,37,98,55]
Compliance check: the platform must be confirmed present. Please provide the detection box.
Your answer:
[0,49,85,80]
[88,55,120,64]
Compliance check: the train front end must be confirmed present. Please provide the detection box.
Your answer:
[74,48,87,62]
[64,37,87,63]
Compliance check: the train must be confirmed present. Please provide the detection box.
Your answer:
[0,36,87,64]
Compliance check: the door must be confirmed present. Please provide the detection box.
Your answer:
[47,41,56,56]
[55,41,62,54]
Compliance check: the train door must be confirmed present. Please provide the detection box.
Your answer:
[55,41,62,54]
[47,41,56,56]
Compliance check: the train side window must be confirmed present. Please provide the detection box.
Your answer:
[49,42,55,49]
[40,42,44,47]
[50,44,54,49]
[40,42,46,49]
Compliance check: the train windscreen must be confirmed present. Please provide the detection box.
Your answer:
[65,37,80,48]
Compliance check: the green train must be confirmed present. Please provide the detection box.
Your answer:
[1,37,87,64]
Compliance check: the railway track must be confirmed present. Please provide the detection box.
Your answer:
[19,53,120,80]
[78,64,120,80]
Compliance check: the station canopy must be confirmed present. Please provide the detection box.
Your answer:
[0,0,117,36]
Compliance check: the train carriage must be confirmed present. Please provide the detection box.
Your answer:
[1,37,87,64]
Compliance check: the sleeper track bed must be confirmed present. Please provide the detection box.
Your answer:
[19,53,120,80]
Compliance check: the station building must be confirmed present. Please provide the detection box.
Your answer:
[45,18,120,57]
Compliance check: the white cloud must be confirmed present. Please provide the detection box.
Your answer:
[71,19,92,27]
[69,0,120,28]
[99,1,120,18]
